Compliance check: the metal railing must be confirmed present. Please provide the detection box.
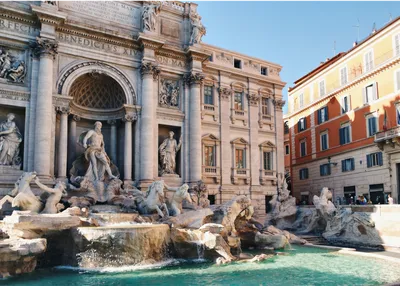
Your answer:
[375,125,400,142]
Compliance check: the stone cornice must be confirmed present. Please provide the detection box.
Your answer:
[138,34,165,51]
[140,61,160,80]
[31,5,67,26]
[185,47,210,63]
[30,36,58,58]
[0,5,37,25]
[157,48,187,61]
[56,26,141,50]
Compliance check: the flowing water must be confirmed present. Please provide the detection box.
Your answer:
[3,245,400,286]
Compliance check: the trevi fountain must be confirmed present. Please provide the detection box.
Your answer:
[0,1,400,286]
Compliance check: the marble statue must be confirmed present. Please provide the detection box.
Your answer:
[165,183,192,216]
[0,49,27,83]
[142,2,161,32]
[159,79,180,108]
[190,13,206,45]
[80,121,118,182]
[131,180,169,217]
[34,177,67,214]
[159,131,182,176]
[10,172,42,213]
[0,113,23,166]
[7,61,26,83]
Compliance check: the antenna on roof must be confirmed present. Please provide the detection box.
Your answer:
[333,40,336,56]
[352,18,360,42]
[390,13,393,21]
[371,22,376,34]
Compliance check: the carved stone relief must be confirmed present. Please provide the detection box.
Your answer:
[216,53,233,64]
[0,47,27,83]
[159,79,180,108]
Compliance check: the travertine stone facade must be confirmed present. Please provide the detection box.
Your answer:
[0,1,285,215]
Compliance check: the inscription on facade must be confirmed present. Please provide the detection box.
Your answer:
[57,33,139,57]
[59,1,140,28]
[156,55,187,68]
[0,18,39,36]
[161,19,180,38]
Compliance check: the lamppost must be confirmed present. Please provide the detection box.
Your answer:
[327,157,338,204]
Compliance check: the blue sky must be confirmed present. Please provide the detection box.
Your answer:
[197,1,400,114]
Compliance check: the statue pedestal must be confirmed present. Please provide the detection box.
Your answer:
[158,174,182,187]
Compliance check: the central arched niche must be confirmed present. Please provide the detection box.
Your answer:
[70,73,126,110]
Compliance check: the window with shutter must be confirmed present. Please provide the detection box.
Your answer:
[342,158,355,172]
[320,164,331,176]
[340,67,348,85]
[364,51,373,72]
[299,94,304,108]
[299,168,309,180]
[396,70,400,91]
[367,116,377,137]
[321,133,328,151]
[319,80,325,97]
[395,34,400,56]
[365,84,374,104]
[396,104,400,125]
[367,152,383,168]
[341,95,350,114]
[300,141,306,157]
[340,124,351,145]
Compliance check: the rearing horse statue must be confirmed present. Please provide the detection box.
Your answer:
[132,180,169,217]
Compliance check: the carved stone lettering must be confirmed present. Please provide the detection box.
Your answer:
[161,19,180,38]
[0,18,39,36]
[59,1,140,28]
[156,56,187,68]
[57,33,139,57]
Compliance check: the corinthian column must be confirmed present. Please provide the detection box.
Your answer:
[187,72,204,183]
[107,120,117,163]
[57,106,69,179]
[32,37,58,177]
[140,62,159,183]
[123,114,136,182]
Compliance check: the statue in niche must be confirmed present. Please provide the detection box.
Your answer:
[80,121,118,182]
[159,79,180,108]
[142,2,161,32]
[190,13,206,45]
[0,113,22,166]
[159,131,182,176]
[0,48,26,83]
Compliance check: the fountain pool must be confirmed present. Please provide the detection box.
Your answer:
[3,245,400,286]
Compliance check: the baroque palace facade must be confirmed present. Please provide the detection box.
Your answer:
[0,1,285,215]
[285,17,400,205]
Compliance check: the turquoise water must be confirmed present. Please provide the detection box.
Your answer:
[3,246,400,286]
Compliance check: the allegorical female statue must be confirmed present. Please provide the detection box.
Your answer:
[142,2,161,32]
[0,113,22,166]
[159,131,182,175]
[190,13,206,45]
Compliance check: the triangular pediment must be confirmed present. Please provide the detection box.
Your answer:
[259,140,276,148]
[231,137,248,145]
[202,133,219,141]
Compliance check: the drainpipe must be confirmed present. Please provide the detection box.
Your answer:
[273,83,279,199]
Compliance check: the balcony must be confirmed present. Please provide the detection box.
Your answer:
[259,169,277,185]
[202,165,221,184]
[231,168,250,185]
[375,126,400,150]
[201,104,218,121]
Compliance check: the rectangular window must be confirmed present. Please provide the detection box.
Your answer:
[320,163,331,176]
[340,67,348,86]
[285,145,290,155]
[300,141,307,157]
[235,149,245,168]
[263,152,272,170]
[261,97,269,115]
[204,145,215,166]
[364,83,377,104]
[339,124,351,145]
[318,106,329,124]
[364,50,374,72]
[341,95,350,114]
[204,85,213,105]
[367,115,378,137]
[299,168,309,180]
[395,70,400,91]
[234,58,242,69]
[395,34,400,56]
[208,195,216,205]
[397,104,400,126]
[298,117,307,132]
[234,92,243,110]
[261,66,268,76]
[341,158,355,172]
[299,93,304,108]
[321,132,328,151]
[366,152,383,168]
[319,80,326,97]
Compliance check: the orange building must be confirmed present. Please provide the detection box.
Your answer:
[285,17,400,205]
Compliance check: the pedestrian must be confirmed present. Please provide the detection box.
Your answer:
[388,194,394,205]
